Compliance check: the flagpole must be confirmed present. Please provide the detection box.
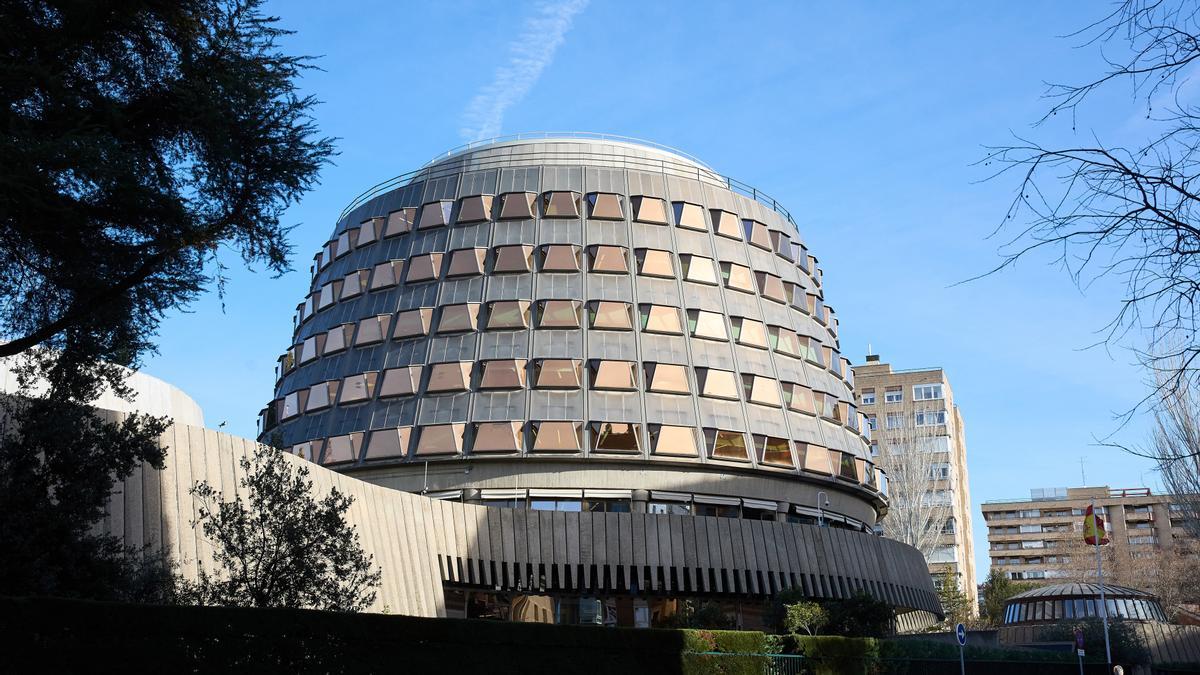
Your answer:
[1092,500,1113,666]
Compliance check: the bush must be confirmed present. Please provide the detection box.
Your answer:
[795,635,879,675]
[1038,618,1149,666]
[681,629,769,675]
[824,593,894,638]
[784,601,829,635]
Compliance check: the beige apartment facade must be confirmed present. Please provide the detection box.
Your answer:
[852,356,978,613]
[982,486,1184,583]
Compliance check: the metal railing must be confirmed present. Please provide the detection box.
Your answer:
[335,133,800,233]
[423,131,717,170]
[683,651,806,675]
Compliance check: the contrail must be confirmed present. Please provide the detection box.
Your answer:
[458,0,590,143]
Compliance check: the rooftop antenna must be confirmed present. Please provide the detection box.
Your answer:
[867,342,874,357]
[1080,456,1087,486]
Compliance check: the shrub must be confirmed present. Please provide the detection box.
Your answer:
[1038,618,1149,665]
[824,593,894,637]
[784,601,829,635]
[681,629,769,675]
[795,635,879,675]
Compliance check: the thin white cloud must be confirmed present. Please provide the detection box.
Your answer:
[459,0,589,142]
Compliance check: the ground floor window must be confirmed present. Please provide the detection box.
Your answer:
[443,589,770,629]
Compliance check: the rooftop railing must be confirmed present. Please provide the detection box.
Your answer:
[335,133,800,233]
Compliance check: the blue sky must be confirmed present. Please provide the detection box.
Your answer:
[143,1,1167,581]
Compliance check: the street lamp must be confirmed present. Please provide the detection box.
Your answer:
[816,491,831,527]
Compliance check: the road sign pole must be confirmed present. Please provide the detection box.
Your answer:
[956,622,966,675]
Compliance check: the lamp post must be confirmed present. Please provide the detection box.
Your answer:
[816,491,831,527]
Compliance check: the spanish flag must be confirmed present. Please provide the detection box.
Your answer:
[1083,504,1110,546]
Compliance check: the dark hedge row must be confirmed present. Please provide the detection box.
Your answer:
[1,596,687,674]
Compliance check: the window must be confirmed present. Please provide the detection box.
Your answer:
[437,303,480,334]
[861,388,876,405]
[589,360,637,390]
[542,191,581,218]
[628,195,667,224]
[472,422,523,454]
[632,196,668,225]
[915,410,946,426]
[364,427,410,460]
[866,415,878,431]
[531,498,582,512]
[838,452,860,481]
[783,383,816,414]
[649,501,691,515]
[446,248,487,277]
[533,359,582,389]
[323,324,354,355]
[541,244,581,272]
[339,372,377,404]
[588,245,628,273]
[930,463,951,480]
[720,262,755,293]
[742,219,772,249]
[639,304,683,334]
[591,422,641,453]
[696,368,739,400]
[695,503,739,518]
[742,374,781,407]
[498,192,535,220]
[755,436,794,468]
[755,272,787,303]
[914,384,944,401]
[355,315,391,346]
[768,325,802,357]
[356,218,380,247]
[705,428,749,462]
[585,498,632,513]
[492,245,534,273]
[456,194,493,223]
[710,210,741,239]
[884,387,902,404]
[885,412,903,429]
[393,307,433,339]
[426,362,472,393]
[530,421,582,452]
[799,443,833,474]
[341,269,370,300]
[673,202,706,231]
[415,424,466,455]
[687,309,728,340]
[679,254,718,285]
[485,300,530,330]
[305,381,337,412]
[538,300,581,328]
[405,253,443,283]
[586,192,624,220]
[635,248,674,278]
[370,260,404,290]
[384,207,415,237]
[478,359,526,390]
[649,425,699,457]
[588,301,633,331]
[731,317,768,349]
[644,363,690,394]
[378,366,422,398]
[417,200,452,229]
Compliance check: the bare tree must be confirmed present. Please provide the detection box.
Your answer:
[876,419,954,562]
[1143,370,1200,536]
[984,1,1200,412]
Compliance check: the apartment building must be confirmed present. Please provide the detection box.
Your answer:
[852,355,978,613]
[982,486,1186,582]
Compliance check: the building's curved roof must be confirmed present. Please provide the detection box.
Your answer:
[0,357,204,427]
[1010,583,1156,601]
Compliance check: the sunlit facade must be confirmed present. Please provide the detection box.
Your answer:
[257,135,940,628]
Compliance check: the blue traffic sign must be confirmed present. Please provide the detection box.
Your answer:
[956,623,967,646]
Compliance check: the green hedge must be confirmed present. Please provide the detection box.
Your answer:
[796,635,879,675]
[680,629,769,675]
[1,596,687,674]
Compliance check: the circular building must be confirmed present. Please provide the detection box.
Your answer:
[258,134,939,627]
[1003,583,1168,625]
